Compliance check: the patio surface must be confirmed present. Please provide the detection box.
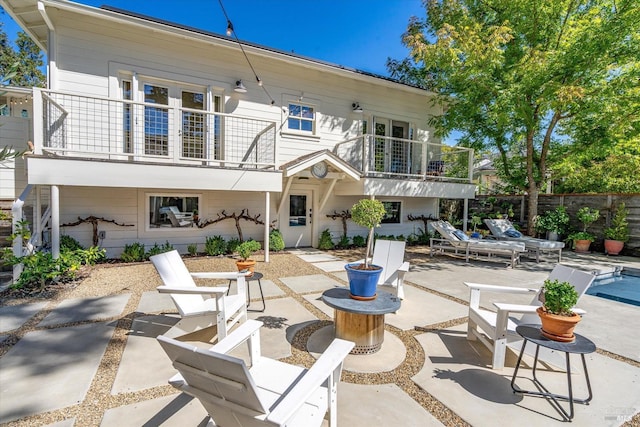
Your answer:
[0,249,639,426]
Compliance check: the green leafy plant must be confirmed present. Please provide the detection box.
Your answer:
[205,235,227,256]
[236,240,261,261]
[318,229,334,250]
[604,203,629,242]
[470,215,482,232]
[226,238,240,254]
[269,229,285,252]
[351,199,386,268]
[187,243,198,255]
[539,279,578,316]
[120,242,145,262]
[352,235,366,247]
[535,206,569,234]
[60,235,84,251]
[145,241,174,258]
[336,235,351,249]
[569,206,600,243]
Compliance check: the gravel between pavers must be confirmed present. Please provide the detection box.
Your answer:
[1,249,638,427]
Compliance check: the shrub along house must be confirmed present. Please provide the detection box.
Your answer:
[2,0,475,260]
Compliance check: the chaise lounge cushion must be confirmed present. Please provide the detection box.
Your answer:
[452,230,470,241]
[504,229,523,238]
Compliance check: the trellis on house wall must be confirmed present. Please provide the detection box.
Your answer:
[198,209,276,241]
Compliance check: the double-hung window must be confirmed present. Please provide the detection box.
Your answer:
[287,102,315,133]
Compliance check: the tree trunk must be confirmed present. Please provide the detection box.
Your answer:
[527,185,539,236]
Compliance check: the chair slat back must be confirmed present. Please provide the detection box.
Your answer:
[484,219,513,237]
[372,239,406,284]
[158,335,268,414]
[521,264,596,324]
[150,250,205,316]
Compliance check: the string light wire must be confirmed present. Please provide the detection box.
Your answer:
[217,0,275,105]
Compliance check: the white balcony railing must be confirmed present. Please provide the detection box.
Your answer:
[334,135,473,182]
[33,89,276,169]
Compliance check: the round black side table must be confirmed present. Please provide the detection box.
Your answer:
[511,324,596,421]
[228,272,265,312]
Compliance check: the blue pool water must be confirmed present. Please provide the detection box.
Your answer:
[587,271,640,307]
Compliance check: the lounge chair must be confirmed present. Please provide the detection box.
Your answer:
[158,319,354,427]
[354,239,410,299]
[484,218,564,262]
[150,250,248,341]
[465,264,595,369]
[430,220,526,268]
[164,206,193,227]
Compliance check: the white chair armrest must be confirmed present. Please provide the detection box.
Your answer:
[465,282,538,294]
[399,261,410,273]
[493,303,540,314]
[209,319,263,354]
[157,285,228,295]
[190,271,249,280]
[266,338,354,425]
[493,303,587,316]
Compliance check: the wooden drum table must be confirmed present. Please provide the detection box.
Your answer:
[321,288,401,355]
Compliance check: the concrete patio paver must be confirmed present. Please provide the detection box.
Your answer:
[0,322,115,423]
[100,393,208,427]
[38,294,131,327]
[0,301,48,333]
[279,273,344,294]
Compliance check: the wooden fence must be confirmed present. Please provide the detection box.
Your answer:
[467,193,640,257]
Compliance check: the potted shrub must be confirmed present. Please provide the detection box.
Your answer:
[235,240,261,276]
[534,206,569,241]
[536,279,581,342]
[469,215,483,239]
[344,199,386,299]
[604,203,629,255]
[568,207,599,253]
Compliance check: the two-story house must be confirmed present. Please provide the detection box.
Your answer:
[2,0,474,259]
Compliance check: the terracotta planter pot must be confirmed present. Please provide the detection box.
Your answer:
[236,260,256,276]
[574,239,592,253]
[536,307,581,342]
[604,239,624,256]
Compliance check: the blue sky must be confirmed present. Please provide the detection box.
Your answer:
[2,0,426,76]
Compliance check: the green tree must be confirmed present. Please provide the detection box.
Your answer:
[0,20,45,87]
[388,0,640,232]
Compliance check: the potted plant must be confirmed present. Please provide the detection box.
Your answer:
[469,214,483,238]
[568,207,599,253]
[235,239,261,276]
[604,203,629,255]
[536,279,581,342]
[344,199,386,299]
[534,206,569,241]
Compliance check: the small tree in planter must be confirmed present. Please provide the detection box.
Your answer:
[537,279,581,342]
[568,207,599,253]
[604,203,629,255]
[351,199,386,268]
[534,206,569,240]
[345,199,386,299]
[235,240,261,276]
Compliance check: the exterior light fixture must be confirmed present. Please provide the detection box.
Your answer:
[226,20,234,36]
[234,80,247,93]
[352,102,363,113]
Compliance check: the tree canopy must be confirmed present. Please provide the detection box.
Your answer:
[0,20,45,88]
[388,0,640,231]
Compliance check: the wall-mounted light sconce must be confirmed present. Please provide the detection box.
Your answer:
[234,80,247,93]
[352,102,363,113]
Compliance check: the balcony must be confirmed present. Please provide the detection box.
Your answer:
[333,135,473,182]
[32,89,276,169]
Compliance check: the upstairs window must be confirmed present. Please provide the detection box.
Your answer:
[287,102,315,133]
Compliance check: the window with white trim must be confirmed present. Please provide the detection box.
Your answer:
[381,201,401,224]
[287,101,315,133]
[148,194,200,229]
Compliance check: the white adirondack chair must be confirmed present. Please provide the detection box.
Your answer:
[150,250,248,341]
[370,239,410,299]
[465,264,595,369]
[158,319,354,427]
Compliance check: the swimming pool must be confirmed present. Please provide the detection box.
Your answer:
[586,268,640,307]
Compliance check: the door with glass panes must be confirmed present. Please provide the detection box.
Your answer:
[281,191,312,247]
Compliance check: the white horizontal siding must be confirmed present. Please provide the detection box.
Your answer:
[49,7,440,168]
